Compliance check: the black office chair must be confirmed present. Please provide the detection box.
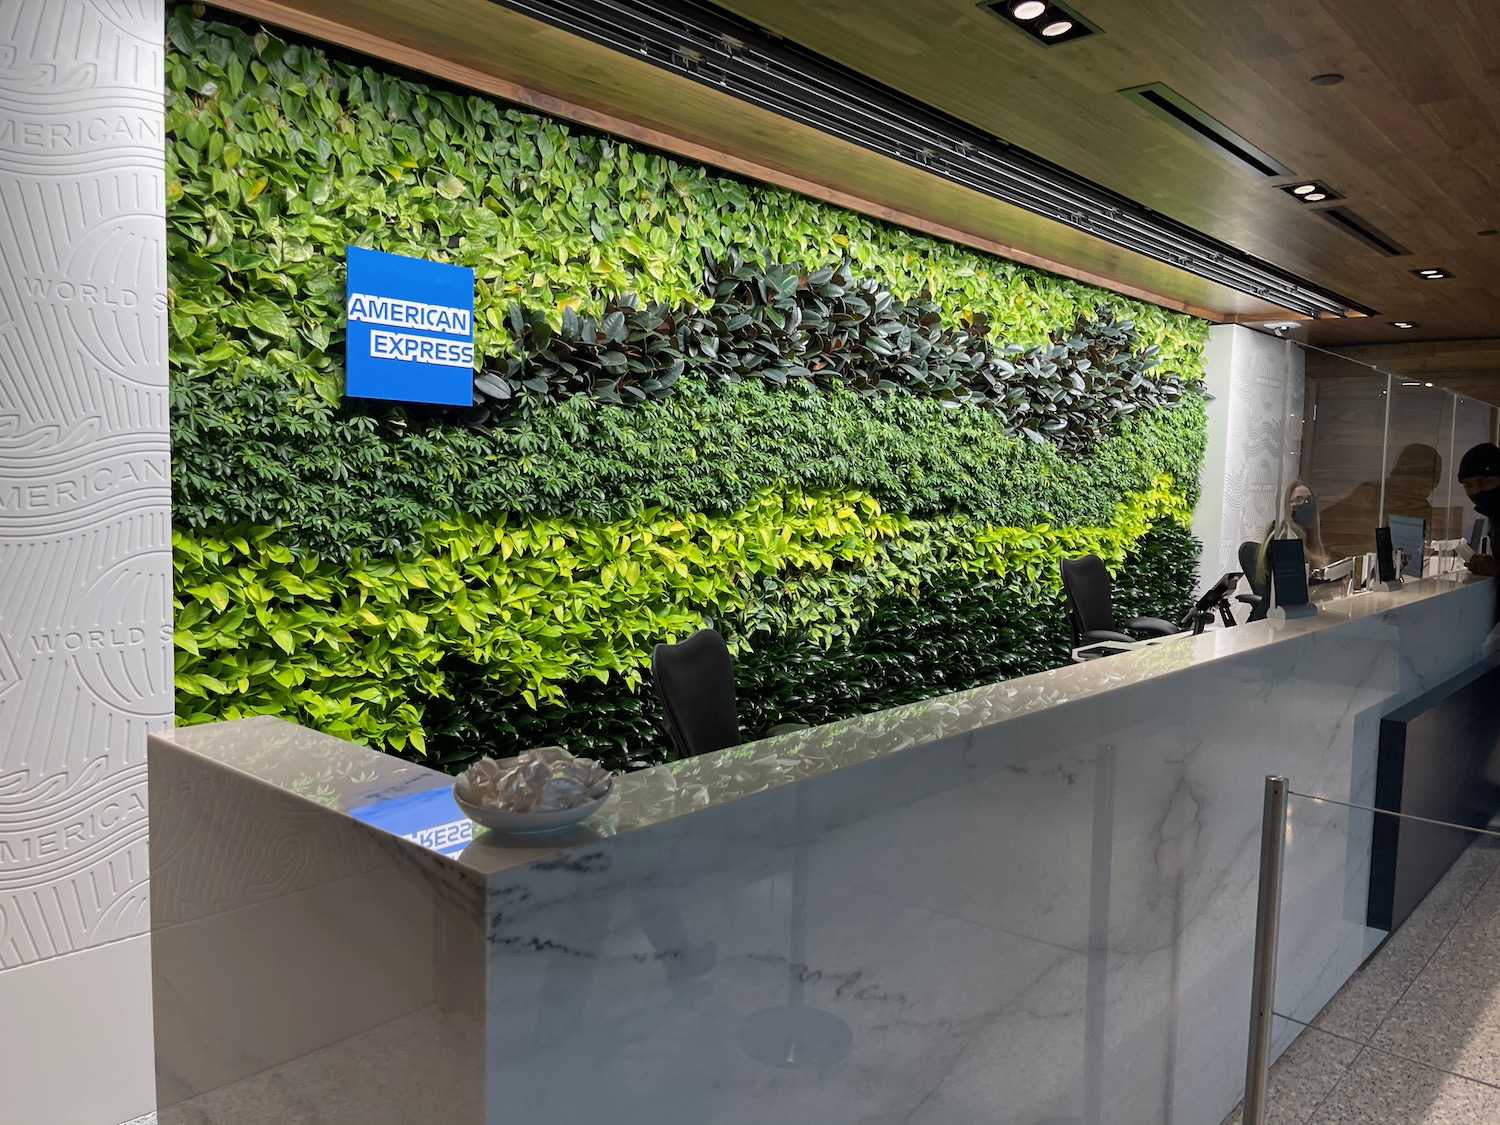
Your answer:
[651,628,808,759]
[1059,553,1180,651]
[1237,540,1270,623]
[651,627,743,759]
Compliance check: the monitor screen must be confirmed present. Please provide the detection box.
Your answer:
[1267,538,1309,607]
[1387,514,1426,578]
[1470,516,1489,554]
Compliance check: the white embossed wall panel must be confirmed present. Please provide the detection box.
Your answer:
[0,0,168,970]
[1195,325,1304,585]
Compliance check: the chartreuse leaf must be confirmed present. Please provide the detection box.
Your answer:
[163,7,1208,772]
[172,481,1190,761]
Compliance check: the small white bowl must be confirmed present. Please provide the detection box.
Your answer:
[452,777,613,837]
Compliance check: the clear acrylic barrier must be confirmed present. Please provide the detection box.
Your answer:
[1272,791,1384,1037]
[1295,349,1392,579]
[1295,342,1498,586]
[1254,789,1500,1123]
[1446,392,1497,552]
[1385,380,1454,550]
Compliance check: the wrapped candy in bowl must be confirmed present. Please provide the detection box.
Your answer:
[452,746,613,836]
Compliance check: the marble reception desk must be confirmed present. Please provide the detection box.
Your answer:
[150,576,1494,1125]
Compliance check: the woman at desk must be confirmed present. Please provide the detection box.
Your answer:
[1256,480,1331,584]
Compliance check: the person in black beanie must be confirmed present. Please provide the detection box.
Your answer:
[1458,442,1500,577]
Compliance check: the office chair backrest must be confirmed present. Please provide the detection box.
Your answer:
[1059,553,1116,646]
[650,627,742,759]
[1239,540,1270,598]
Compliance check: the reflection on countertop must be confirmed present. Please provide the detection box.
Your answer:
[151,575,1494,1125]
[159,575,1488,865]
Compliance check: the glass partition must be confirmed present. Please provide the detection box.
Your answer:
[1297,350,1391,570]
[1295,341,1498,587]
[1259,787,1500,1122]
[1384,379,1455,572]
[1445,392,1498,551]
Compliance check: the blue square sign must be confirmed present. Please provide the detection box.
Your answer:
[345,245,475,406]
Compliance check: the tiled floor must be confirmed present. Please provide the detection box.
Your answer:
[1224,830,1500,1125]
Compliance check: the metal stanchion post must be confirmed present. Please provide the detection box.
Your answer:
[1243,775,1288,1125]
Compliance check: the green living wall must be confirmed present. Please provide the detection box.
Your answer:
[166,4,1209,770]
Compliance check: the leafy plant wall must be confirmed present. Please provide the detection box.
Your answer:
[166,5,1210,770]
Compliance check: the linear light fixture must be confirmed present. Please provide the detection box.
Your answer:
[484,0,1369,318]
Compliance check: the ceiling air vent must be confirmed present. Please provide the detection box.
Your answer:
[1121,83,1292,178]
[1318,207,1411,257]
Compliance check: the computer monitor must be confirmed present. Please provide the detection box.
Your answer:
[1469,516,1490,555]
[1387,514,1426,578]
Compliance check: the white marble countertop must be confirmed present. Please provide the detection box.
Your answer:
[156,574,1490,879]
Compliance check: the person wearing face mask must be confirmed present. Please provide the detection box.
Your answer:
[1255,479,1331,586]
[1458,442,1500,578]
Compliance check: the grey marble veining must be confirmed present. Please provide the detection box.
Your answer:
[151,576,1495,1125]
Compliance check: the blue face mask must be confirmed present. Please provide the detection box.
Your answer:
[1473,488,1500,520]
[1291,497,1318,530]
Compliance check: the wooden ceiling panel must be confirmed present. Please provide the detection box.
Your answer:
[214,0,1500,348]
[702,0,1500,344]
[213,0,1294,320]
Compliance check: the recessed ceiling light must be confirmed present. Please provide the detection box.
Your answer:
[1279,180,1341,204]
[1311,73,1345,86]
[983,0,1097,44]
[1426,382,1435,387]
[1402,381,1422,386]
[1412,267,1452,279]
[1392,321,1418,329]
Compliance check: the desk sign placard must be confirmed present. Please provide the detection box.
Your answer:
[345,245,475,406]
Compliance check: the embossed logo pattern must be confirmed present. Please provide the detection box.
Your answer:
[1215,332,1306,578]
[0,0,169,970]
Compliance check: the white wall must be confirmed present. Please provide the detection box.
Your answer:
[1194,324,1305,592]
[0,2,168,1122]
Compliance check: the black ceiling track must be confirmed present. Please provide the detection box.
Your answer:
[1317,207,1411,257]
[1120,84,1293,180]
[486,0,1373,319]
